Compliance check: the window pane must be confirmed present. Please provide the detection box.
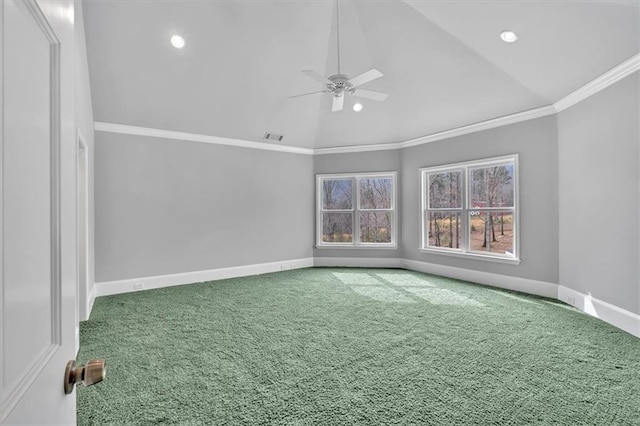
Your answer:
[359,212,392,243]
[469,163,514,208]
[322,212,353,243]
[428,171,462,209]
[469,211,514,256]
[426,212,461,249]
[359,177,392,209]
[322,179,352,210]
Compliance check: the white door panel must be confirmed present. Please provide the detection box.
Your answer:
[1,0,77,424]
[3,0,56,396]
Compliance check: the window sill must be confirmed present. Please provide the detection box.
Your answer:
[418,248,521,265]
[316,244,398,250]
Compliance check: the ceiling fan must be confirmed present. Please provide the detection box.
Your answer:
[290,0,388,112]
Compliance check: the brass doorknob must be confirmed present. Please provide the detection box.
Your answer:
[64,359,106,394]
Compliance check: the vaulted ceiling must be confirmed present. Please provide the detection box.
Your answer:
[83,0,639,150]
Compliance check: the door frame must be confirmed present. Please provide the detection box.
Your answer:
[76,131,90,325]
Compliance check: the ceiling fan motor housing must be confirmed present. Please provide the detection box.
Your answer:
[327,74,352,95]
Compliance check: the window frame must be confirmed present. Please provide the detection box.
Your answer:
[316,171,398,249]
[420,155,520,264]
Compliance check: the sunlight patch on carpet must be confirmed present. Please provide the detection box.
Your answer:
[334,271,482,306]
[375,273,436,287]
[351,285,417,303]
[403,287,484,307]
[332,271,381,286]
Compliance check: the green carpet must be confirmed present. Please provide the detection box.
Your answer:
[77,268,640,425]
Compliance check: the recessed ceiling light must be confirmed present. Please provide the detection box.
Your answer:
[500,31,518,43]
[353,103,363,112]
[170,35,185,49]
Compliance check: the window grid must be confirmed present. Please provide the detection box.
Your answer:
[317,172,397,248]
[421,155,518,261]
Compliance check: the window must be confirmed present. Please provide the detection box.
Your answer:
[317,172,397,248]
[421,155,519,263]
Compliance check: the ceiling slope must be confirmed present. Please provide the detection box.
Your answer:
[83,0,640,150]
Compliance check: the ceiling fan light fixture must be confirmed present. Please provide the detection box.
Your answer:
[170,34,185,49]
[353,103,363,112]
[500,30,518,43]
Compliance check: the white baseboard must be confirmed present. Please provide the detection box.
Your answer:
[313,257,403,268]
[558,286,640,338]
[402,259,558,298]
[96,257,314,297]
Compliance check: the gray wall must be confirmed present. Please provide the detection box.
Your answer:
[558,73,639,314]
[313,150,401,259]
[95,133,314,282]
[401,116,560,284]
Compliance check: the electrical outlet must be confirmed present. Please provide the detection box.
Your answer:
[133,283,144,290]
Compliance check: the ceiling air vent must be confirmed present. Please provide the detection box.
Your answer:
[263,132,284,142]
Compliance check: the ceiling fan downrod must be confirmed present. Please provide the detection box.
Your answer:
[289,0,388,111]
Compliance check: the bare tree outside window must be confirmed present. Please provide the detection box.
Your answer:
[321,179,353,242]
[427,171,462,248]
[469,165,514,253]
[359,177,393,243]
[322,179,352,210]
[322,212,353,243]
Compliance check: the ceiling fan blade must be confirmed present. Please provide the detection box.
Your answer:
[332,94,344,112]
[302,70,332,85]
[289,90,326,99]
[347,69,383,87]
[352,89,388,102]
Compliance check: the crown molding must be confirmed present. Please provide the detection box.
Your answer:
[94,121,315,155]
[400,105,557,149]
[313,105,556,155]
[553,53,640,113]
[313,141,402,155]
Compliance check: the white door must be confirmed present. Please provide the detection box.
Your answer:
[1,0,77,424]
